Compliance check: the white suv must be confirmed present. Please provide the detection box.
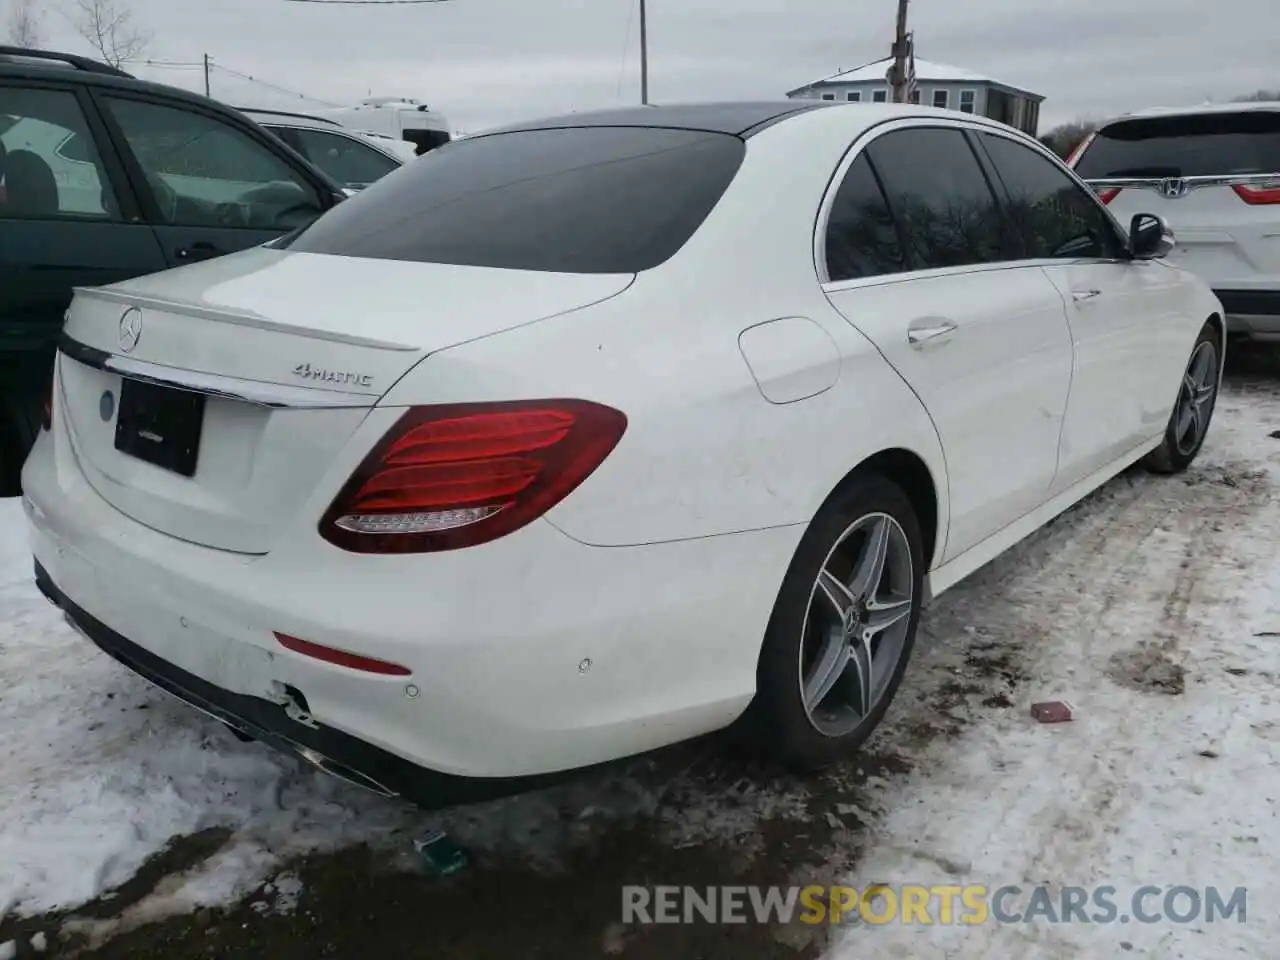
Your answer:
[240,108,414,192]
[1070,102,1280,339]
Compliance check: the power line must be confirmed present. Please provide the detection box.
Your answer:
[616,0,634,101]
[125,58,203,67]
[120,53,342,106]
[210,62,342,106]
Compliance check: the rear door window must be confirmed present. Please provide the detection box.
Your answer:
[284,126,746,273]
[1074,112,1280,179]
[288,128,400,189]
[866,127,1008,270]
[823,153,907,282]
[102,96,324,231]
[0,86,118,219]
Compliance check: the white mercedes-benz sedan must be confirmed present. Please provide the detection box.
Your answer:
[22,101,1224,808]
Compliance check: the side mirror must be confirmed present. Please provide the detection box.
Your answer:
[1130,213,1175,260]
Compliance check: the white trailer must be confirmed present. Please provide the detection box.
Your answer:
[318,97,451,155]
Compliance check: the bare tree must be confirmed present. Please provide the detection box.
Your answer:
[67,0,150,68]
[1038,120,1099,160]
[6,0,44,47]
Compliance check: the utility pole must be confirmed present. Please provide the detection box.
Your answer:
[887,0,914,103]
[203,53,211,97]
[639,0,649,104]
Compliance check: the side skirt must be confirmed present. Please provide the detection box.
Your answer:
[923,435,1163,603]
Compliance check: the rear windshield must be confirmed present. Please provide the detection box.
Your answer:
[283,126,746,273]
[1074,111,1280,179]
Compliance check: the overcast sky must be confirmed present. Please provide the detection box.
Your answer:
[18,0,1280,134]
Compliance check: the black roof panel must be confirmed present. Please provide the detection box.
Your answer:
[476,101,832,139]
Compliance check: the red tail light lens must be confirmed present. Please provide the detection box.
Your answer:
[1096,187,1121,205]
[321,399,627,553]
[1233,182,1280,205]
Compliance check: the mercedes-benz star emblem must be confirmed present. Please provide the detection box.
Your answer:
[118,307,143,353]
[1157,178,1190,200]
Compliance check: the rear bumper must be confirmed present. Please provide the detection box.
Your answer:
[1213,289,1280,335]
[34,561,567,810]
[21,419,796,800]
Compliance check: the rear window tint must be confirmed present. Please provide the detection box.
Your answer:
[1074,112,1280,179]
[283,126,746,273]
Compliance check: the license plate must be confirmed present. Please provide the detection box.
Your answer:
[113,378,206,477]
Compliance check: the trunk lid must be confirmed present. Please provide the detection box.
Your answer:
[57,247,633,554]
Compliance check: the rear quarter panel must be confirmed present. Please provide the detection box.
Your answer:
[377,110,950,557]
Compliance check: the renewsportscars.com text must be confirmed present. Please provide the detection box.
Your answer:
[621,884,1248,926]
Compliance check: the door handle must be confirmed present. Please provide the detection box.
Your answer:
[907,320,958,346]
[1072,289,1102,302]
[176,241,220,262]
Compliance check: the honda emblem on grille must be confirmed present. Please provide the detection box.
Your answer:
[1157,178,1190,200]
[118,307,143,353]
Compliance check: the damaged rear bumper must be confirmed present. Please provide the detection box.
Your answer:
[34,561,580,811]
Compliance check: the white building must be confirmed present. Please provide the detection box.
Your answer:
[786,57,1045,136]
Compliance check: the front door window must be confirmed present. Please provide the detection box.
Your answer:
[104,97,323,231]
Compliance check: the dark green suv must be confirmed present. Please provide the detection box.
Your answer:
[0,47,347,494]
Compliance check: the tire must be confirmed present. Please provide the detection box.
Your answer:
[1144,320,1222,475]
[742,473,925,771]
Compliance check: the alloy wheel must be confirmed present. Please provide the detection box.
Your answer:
[1174,340,1218,456]
[799,512,914,738]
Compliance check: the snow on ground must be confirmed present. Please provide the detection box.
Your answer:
[0,496,421,922]
[0,491,723,934]
[2,373,1279,957]
[831,377,1280,958]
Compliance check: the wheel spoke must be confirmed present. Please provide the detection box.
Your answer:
[847,639,872,716]
[1189,403,1203,442]
[848,517,890,599]
[817,567,857,620]
[1190,344,1214,386]
[804,631,851,711]
[865,594,912,636]
[1183,372,1196,396]
[1175,401,1194,440]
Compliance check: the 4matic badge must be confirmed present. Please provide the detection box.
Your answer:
[292,363,374,389]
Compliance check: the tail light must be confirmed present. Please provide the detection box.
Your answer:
[1233,182,1280,205]
[321,399,627,554]
[1096,187,1121,205]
